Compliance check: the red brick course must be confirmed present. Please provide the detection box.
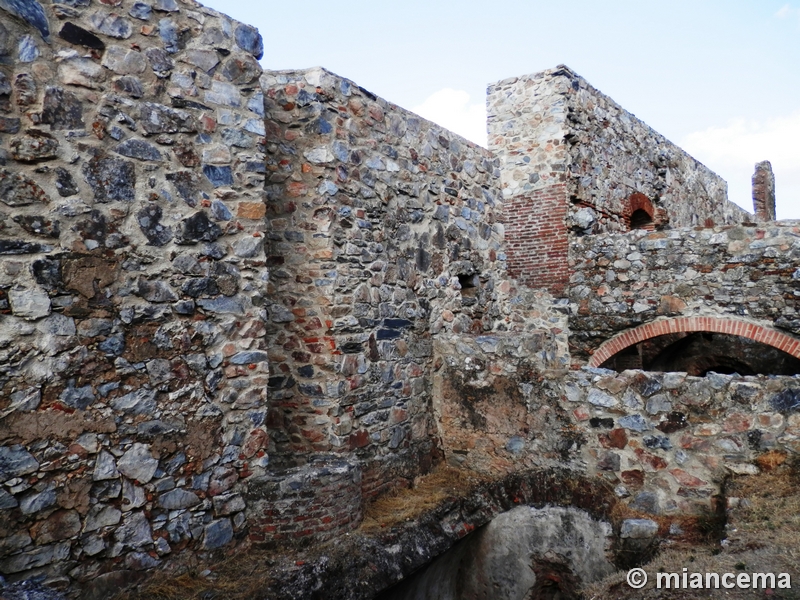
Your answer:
[589,317,800,367]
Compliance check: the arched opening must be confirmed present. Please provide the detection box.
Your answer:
[601,331,800,376]
[629,208,654,230]
[590,317,800,375]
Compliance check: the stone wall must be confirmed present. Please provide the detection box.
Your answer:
[0,0,269,591]
[261,67,525,486]
[568,222,800,361]
[487,66,750,293]
[566,367,800,516]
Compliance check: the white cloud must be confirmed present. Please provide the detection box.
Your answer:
[411,88,487,147]
[775,3,799,18]
[681,111,800,219]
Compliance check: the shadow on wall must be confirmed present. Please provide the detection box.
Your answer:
[377,506,615,600]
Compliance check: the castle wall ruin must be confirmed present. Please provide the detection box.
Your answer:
[1,0,799,595]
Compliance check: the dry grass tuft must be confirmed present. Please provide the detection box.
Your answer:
[755,449,788,472]
[583,461,800,600]
[360,465,488,532]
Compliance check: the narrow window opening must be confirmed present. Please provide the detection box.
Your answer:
[458,273,480,297]
[629,209,654,230]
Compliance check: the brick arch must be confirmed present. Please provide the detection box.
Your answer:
[588,316,800,367]
[626,192,655,219]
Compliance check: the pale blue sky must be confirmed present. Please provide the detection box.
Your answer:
[203,0,800,218]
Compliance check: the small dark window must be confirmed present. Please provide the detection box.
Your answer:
[630,209,654,230]
[458,273,480,297]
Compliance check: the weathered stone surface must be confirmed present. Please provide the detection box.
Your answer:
[115,138,162,161]
[58,57,106,89]
[11,130,58,162]
[620,518,659,539]
[82,155,135,202]
[128,2,150,20]
[136,204,173,246]
[84,503,122,531]
[13,215,61,237]
[114,511,152,548]
[0,445,39,480]
[158,488,200,509]
[116,444,158,483]
[0,168,49,206]
[202,164,233,187]
[41,87,84,130]
[0,240,52,254]
[54,167,79,197]
[202,518,233,549]
[31,510,82,544]
[93,450,119,481]
[0,0,50,39]
[0,542,70,574]
[19,486,57,514]
[212,492,245,516]
[114,75,145,98]
[175,211,222,244]
[8,285,50,319]
[88,11,132,38]
[140,102,195,134]
[234,23,262,59]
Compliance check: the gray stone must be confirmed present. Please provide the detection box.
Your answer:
[158,488,200,509]
[58,57,106,89]
[234,23,262,59]
[8,387,41,412]
[181,49,218,72]
[82,155,136,202]
[19,486,57,515]
[0,488,17,509]
[303,147,334,164]
[18,34,39,62]
[115,75,145,98]
[146,358,173,384]
[0,542,70,574]
[212,492,245,516]
[197,297,246,314]
[41,87,84,130]
[233,236,263,258]
[114,511,152,548]
[88,11,132,38]
[202,164,233,187]
[8,285,50,320]
[0,445,39,480]
[10,130,58,162]
[84,504,122,531]
[122,480,146,511]
[645,394,672,415]
[229,351,268,365]
[588,388,618,408]
[145,46,173,73]
[0,0,49,38]
[54,167,79,197]
[77,318,113,338]
[129,2,151,20]
[0,168,49,206]
[621,518,659,539]
[202,518,233,550]
[572,207,596,230]
[140,102,195,134]
[93,450,119,481]
[59,380,95,410]
[137,203,173,246]
[137,277,178,302]
[158,18,180,53]
[176,211,222,244]
[13,215,61,238]
[116,443,158,483]
[110,388,157,415]
[269,304,294,323]
[619,414,650,432]
[210,199,232,221]
[115,138,162,161]
[204,80,241,107]
[630,491,660,515]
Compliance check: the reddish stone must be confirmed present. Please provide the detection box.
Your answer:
[621,470,644,487]
[635,448,668,471]
[286,181,308,197]
[348,429,370,449]
[723,413,752,433]
[242,429,269,458]
[669,468,707,488]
